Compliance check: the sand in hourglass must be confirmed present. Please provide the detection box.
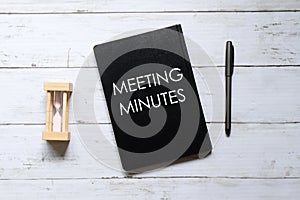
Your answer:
[53,91,62,132]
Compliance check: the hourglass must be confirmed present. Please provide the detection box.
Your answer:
[42,82,72,141]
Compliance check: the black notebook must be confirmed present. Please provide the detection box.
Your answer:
[94,24,212,173]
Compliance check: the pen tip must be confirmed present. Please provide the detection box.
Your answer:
[226,129,231,137]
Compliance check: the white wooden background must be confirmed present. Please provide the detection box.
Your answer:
[1,1,300,199]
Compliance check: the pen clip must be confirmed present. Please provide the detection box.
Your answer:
[226,41,234,77]
[230,44,234,76]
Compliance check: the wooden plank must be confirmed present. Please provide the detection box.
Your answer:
[62,92,69,132]
[45,91,52,132]
[0,124,117,178]
[0,13,300,67]
[44,82,72,92]
[42,131,70,141]
[0,67,299,124]
[0,0,299,13]
[0,123,299,178]
[0,178,299,200]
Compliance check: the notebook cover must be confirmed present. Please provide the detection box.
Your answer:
[94,24,212,173]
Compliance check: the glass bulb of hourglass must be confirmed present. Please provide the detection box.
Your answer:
[53,91,62,132]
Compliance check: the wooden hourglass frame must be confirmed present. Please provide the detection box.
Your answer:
[42,82,72,141]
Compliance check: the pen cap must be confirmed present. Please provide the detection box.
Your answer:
[225,41,234,77]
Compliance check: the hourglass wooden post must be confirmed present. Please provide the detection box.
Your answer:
[43,82,72,141]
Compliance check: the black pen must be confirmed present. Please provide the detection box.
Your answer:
[225,41,234,137]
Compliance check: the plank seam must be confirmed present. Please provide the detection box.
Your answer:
[0,65,300,69]
[0,10,299,15]
[0,176,299,181]
[0,122,299,126]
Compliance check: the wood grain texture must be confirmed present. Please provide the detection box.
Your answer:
[45,92,52,132]
[0,123,299,179]
[0,13,300,67]
[43,82,72,91]
[0,1,299,198]
[42,131,70,141]
[0,178,299,200]
[62,92,68,132]
[0,67,299,124]
[0,0,299,13]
